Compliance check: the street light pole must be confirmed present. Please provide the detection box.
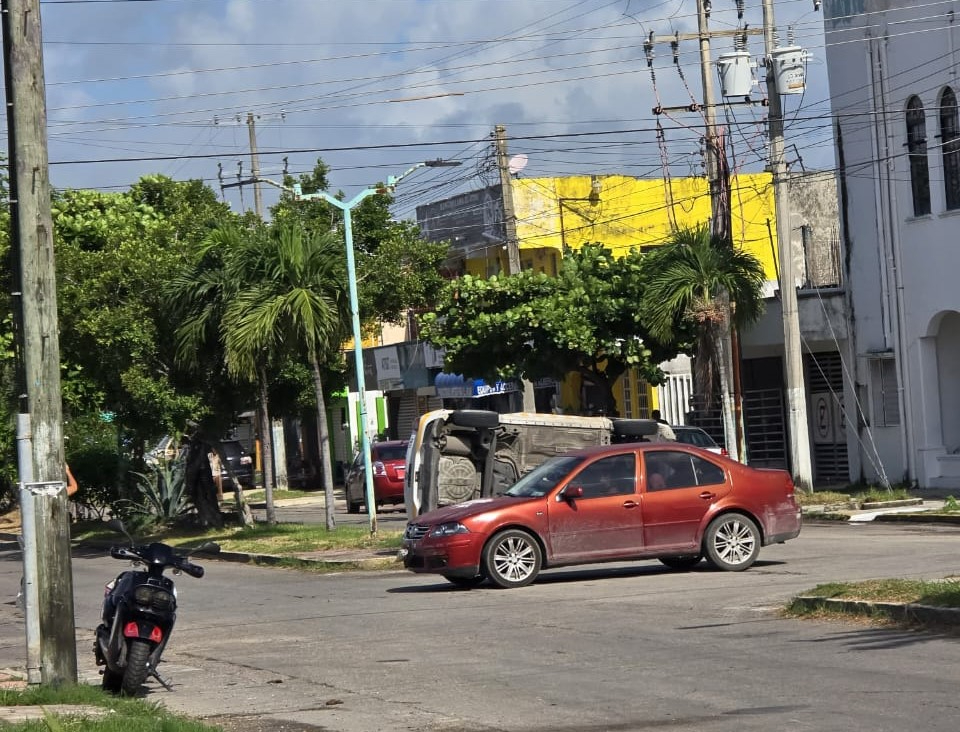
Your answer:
[263,159,460,534]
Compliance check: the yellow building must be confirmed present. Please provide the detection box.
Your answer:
[417,172,778,418]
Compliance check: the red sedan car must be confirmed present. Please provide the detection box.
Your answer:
[344,440,409,513]
[400,443,801,589]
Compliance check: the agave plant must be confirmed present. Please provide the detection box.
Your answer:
[125,458,193,523]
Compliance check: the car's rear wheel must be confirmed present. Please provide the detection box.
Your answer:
[443,574,485,589]
[658,554,702,570]
[346,490,362,514]
[703,513,760,571]
[482,529,542,589]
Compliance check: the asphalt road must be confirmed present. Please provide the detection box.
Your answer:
[2,521,960,731]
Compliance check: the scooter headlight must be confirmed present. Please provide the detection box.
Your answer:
[134,586,175,611]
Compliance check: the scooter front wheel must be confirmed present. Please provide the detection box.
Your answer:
[120,639,152,696]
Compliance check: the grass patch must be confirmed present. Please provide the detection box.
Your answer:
[212,523,403,555]
[794,485,913,508]
[71,520,404,559]
[789,578,960,609]
[239,488,316,502]
[0,684,220,731]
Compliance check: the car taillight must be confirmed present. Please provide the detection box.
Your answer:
[373,460,386,476]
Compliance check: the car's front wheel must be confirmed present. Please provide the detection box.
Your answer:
[482,529,542,589]
[703,513,760,571]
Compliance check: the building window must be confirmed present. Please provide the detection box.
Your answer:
[622,371,633,418]
[941,87,960,210]
[869,357,900,427]
[906,96,931,216]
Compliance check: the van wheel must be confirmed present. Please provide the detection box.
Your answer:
[482,529,542,589]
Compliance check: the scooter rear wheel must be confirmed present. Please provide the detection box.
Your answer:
[121,639,152,696]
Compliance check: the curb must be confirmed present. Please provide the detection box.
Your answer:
[791,596,960,627]
[873,513,960,524]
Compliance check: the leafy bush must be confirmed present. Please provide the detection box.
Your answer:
[67,445,133,519]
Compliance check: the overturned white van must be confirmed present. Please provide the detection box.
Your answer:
[404,409,658,519]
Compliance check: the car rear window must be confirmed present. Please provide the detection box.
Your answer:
[374,444,408,461]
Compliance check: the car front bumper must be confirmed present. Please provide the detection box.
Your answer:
[400,535,481,576]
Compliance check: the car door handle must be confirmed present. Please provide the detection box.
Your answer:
[622,500,639,509]
[699,491,716,500]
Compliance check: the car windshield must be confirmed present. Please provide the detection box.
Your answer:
[504,455,584,498]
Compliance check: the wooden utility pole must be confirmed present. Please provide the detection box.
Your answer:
[763,0,813,490]
[494,125,536,412]
[2,0,77,684]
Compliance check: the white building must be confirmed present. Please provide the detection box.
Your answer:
[824,1,960,488]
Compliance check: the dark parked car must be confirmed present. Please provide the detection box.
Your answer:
[216,440,254,490]
[345,440,409,513]
[401,442,801,589]
[672,425,726,456]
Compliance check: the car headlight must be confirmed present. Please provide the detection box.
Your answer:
[430,522,470,537]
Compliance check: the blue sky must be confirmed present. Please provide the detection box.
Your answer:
[16,0,833,218]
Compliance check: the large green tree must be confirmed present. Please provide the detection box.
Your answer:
[272,159,450,327]
[420,244,679,416]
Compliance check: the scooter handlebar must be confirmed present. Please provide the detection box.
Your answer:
[179,561,204,578]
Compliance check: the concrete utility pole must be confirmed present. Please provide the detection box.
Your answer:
[2,0,77,684]
[246,112,264,218]
[494,125,522,274]
[763,0,813,490]
[494,124,537,412]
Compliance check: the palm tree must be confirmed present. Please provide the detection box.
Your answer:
[224,225,349,531]
[641,224,765,458]
[165,224,261,527]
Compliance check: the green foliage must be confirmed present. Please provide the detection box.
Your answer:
[66,443,131,519]
[420,244,679,415]
[123,458,192,526]
[356,219,449,324]
[640,224,766,403]
[943,495,960,512]
[0,683,222,731]
[53,180,229,447]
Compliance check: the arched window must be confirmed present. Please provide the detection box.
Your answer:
[906,95,931,216]
[940,87,960,209]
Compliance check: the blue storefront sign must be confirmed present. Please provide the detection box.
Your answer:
[434,373,519,399]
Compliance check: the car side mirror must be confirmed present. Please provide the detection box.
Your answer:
[562,485,584,502]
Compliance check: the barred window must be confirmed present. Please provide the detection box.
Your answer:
[906,95,931,216]
[622,371,633,418]
[870,357,900,427]
[941,87,960,210]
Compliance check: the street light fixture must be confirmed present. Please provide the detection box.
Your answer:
[291,158,461,534]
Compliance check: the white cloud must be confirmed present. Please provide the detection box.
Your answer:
[7,0,835,213]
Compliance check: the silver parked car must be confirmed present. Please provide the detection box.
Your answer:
[671,425,726,456]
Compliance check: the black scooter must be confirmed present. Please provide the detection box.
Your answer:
[94,520,218,695]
